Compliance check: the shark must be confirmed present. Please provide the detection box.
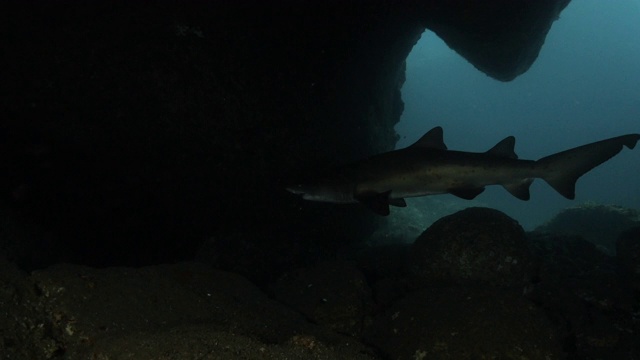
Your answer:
[287,127,640,215]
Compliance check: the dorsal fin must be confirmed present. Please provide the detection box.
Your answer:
[409,126,447,150]
[486,136,518,159]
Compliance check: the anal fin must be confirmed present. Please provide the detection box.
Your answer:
[449,187,485,200]
[355,191,392,216]
[502,179,533,200]
[389,198,407,207]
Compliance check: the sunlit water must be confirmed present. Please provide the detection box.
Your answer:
[395,0,640,230]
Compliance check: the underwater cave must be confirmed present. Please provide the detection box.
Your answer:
[1,0,571,274]
[8,1,640,358]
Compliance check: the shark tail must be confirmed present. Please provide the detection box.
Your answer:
[536,134,640,199]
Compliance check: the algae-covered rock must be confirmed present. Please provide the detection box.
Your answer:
[408,207,534,288]
[616,226,640,277]
[368,197,479,245]
[268,260,373,337]
[0,257,64,359]
[527,232,638,359]
[1,261,378,360]
[75,325,375,360]
[365,286,562,360]
[536,203,640,255]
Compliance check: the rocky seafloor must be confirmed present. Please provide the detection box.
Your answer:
[1,205,639,359]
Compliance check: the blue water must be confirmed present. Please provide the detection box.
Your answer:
[396,0,640,229]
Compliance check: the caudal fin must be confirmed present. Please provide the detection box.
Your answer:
[536,134,640,199]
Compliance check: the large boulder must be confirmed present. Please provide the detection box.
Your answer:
[617,226,640,276]
[536,203,640,255]
[268,260,373,337]
[365,286,562,359]
[0,259,378,359]
[408,207,534,288]
[527,232,639,359]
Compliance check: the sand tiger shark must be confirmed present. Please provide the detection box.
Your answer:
[287,127,640,215]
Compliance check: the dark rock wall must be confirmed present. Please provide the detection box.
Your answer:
[421,0,571,81]
[1,0,569,277]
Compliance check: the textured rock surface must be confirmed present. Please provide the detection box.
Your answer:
[365,286,562,360]
[536,203,640,255]
[527,232,639,359]
[269,260,373,337]
[0,258,60,359]
[617,226,640,276]
[4,205,640,358]
[408,207,534,288]
[0,260,378,359]
[422,0,572,81]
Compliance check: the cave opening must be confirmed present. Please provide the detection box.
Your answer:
[392,0,640,233]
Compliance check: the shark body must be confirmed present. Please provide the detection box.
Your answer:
[287,127,640,215]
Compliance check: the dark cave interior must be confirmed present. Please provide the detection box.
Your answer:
[1,0,570,282]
